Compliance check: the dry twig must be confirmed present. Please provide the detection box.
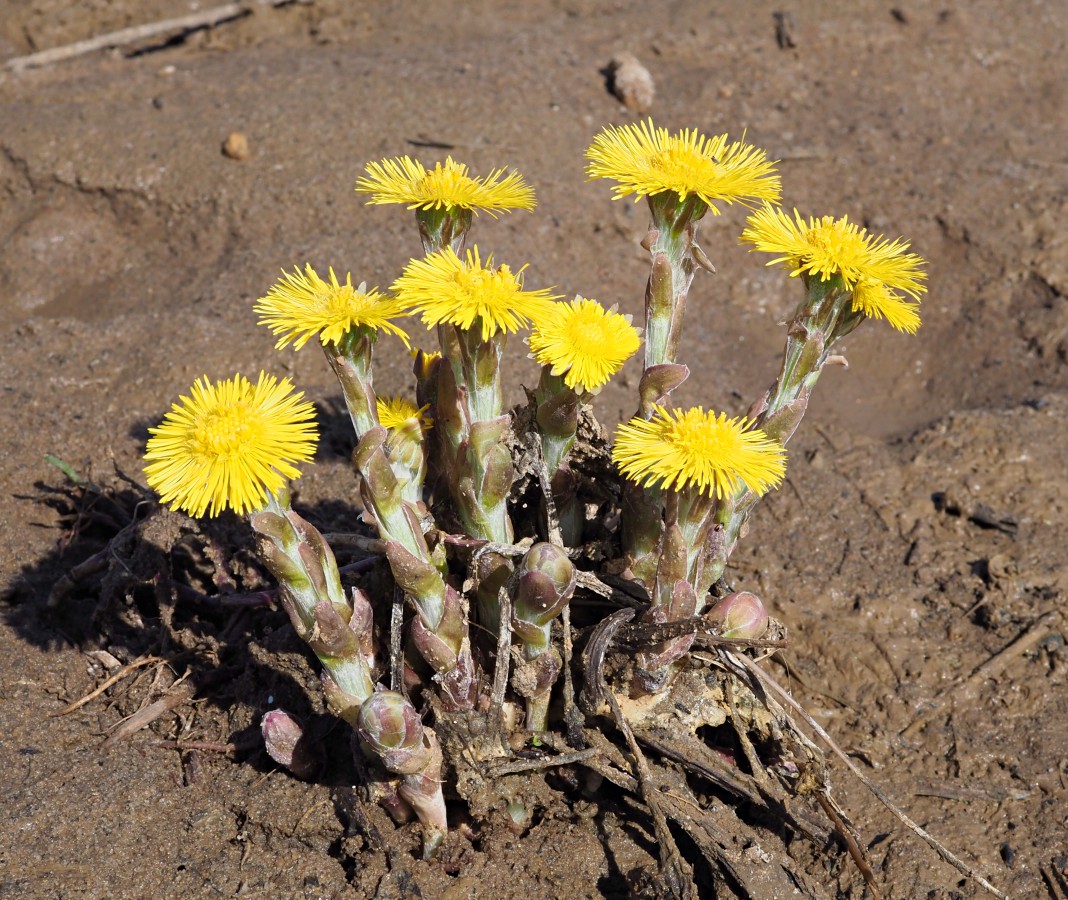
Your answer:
[486,747,597,778]
[6,1,306,72]
[582,606,693,897]
[490,584,513,716]
[389,585,405,695]
[815,789,883,900]
[604,682,695,899]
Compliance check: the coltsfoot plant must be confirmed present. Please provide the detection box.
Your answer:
[143,120,925,859]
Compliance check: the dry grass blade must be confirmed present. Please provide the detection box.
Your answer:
[101,681,195,751]
[5,1,309,71]
[49,655,165,717]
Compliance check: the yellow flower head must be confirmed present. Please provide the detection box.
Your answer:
[585,119,781,213]
[613,406,786,499]
[741,205,927,332]
[144,373,318,518]
[256,264,410,350]
[376,395,433,433]
[391,245,558,341]
[355,156,536,217]
[528,296,641,393]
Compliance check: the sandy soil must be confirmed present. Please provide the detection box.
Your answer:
[2,1,1067,896]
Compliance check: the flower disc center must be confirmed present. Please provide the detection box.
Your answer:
[564,315,609,354]
[194,405,259,458]
[805,221,867,270]
[671,418,735,462]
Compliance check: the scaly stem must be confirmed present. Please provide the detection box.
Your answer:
[625,192,712,581]
[323,328,380,440]
[250,489,375,704]
[354,427,477,710]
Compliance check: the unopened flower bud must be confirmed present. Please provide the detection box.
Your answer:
[513,542,576,631]
[706,591,769,640]
[261,709,324,781]
[357,691,429,776]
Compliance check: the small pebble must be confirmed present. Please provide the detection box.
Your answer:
[606,52,655,113]
[222,131,250,161]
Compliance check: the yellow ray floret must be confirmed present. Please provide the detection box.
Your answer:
[585,119,780,212]
[741,204,926,332]
[528,296,641,393]
[391,245,558,341]
[256,264,410,350]
[851,277,922,334]
[144,373,318,518]
[376,395,433,432]
[355,156,536,217]
[613,406,785,499]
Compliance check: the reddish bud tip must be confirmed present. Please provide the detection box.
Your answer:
[707,591,769,640]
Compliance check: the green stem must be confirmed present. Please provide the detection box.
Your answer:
[624,193,710,579]
[251,491,375,706]
[323,328,380,440]
[533,368,579,475]
[445,323,513,544]
[642,192,707,371]
[417,206,472,256]
[696,277,868,594]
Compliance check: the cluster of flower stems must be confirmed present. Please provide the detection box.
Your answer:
[143,122,925,856]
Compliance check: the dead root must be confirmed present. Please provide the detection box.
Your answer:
[551,609,1011,899]
[728,649,1010,900]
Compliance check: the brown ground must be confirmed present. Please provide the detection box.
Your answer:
[2,1,1067,897]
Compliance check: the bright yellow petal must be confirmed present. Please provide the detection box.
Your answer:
[613,406,785,499]
[586,119,780,213]
[391,245,558,340]
[144,373,318,518]
[851,278,922,333]
[528,296,641,393]
[256,264,410,350]
[376,395,433,432]
[742,204,927,327]
[355,155,536,217]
